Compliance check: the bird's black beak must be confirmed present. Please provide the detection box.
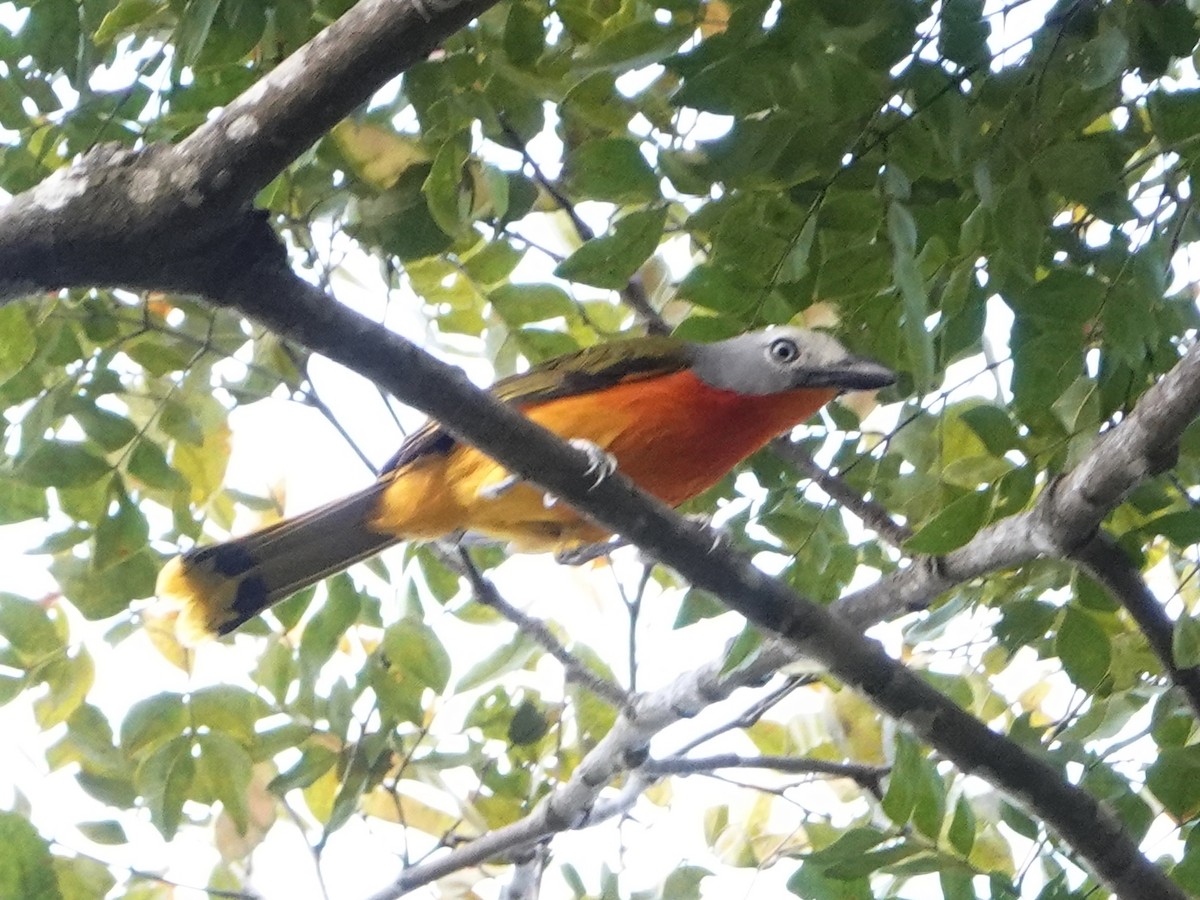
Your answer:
[807,356,897,391]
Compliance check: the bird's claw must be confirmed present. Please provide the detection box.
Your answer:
[684,513,730,553]
[478,474,520,501]
[543,440,617,508]
[569,438,618,488]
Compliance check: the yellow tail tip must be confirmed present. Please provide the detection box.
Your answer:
[155,554,241,646]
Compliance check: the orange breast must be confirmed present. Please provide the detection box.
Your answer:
[370,370,836,550]
[528,370,835,506]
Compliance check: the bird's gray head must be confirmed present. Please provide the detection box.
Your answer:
[690,327,896,396]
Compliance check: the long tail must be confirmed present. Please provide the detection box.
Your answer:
[157,482,394,643]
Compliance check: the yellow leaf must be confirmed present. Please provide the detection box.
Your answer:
[700,0,729,37]
[331,121,431,190]
[828,689,885,764]
[173,419,232,506]
[215,764,277,861]
[142,607,193,673]
[968,822,1016,876]
[302,764,340,824]
[361,787,461,837]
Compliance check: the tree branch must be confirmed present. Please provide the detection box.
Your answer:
[1070,530,1200,719]
[179,0,503,212]
[833,355,1197,630]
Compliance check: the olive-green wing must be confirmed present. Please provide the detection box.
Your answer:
[380,335,691,474]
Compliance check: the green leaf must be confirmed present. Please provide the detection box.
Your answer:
[93,497,148,572]
[661,865,711,899]
[948,796,975,856]
[381,617,451,694]
[76,820,128,845]
[463,240,524,285]
[18,441,110,488]
[196,732,253,832]
[905,490,991,554]
[490,283,574,326]
[1150,88,1200,149]
[939,0,990,68]
[1147,510,1200,546]
[423,139,470,236]
[787,864,871,899]
[331,120,431,190]
[777,216,818,282]
[189,685,268,746]
[127,439,184,490]
[1173,615,1200,669]
[269,743,338,794]
[0,304,36,385]
[0,812,61,900]
[555,207,667,289]
[577,21,691,73]
[1147,745,1200,820]
[0,593,63,662]
[298,573,361,677]
[503,1,545,67]
[73,405,138,451]
[1078,26,1129,90]
[674,588,726,628]
[564,138,660,203]
[507,698,550,745]
[52,855,115,900]
[958,404,1021,456]
[456,634,538,691]
[0,476,50,525]
[34,651,94,729]
[120,692,187,759]
[93,0,162,45]
[562,73,636,132]
[135,735,195,840]
[1056,606,1111,692]
[175,0,222,67]
[1050,376,1099,434]
[1009,269,1104,323]
[719,624,763,676]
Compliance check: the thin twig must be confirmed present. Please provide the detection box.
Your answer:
[672,675,812,757]
[449,547,633,711]
[773,439,912,548]
[643,753,888,798]
[498,118,671,336]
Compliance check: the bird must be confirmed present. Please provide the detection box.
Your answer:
[157,326,895,642]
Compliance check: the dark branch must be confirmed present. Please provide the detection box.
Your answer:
[642,753,888,796]
[1071,530,1200,719]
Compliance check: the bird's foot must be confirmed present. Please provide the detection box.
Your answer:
[555,538,627,565]
[569,438,618,488]
[684,513,731,553]
[542,440,618,509]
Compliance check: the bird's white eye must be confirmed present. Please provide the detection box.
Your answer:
[767,337,800,364]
